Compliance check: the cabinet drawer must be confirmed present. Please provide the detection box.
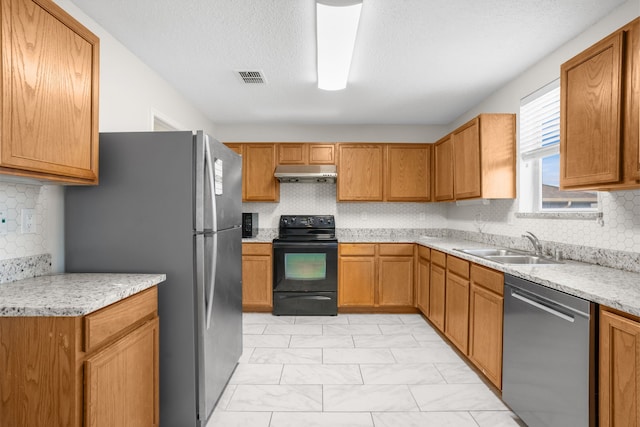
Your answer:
[471,264,504,296]
[242,242,272,256]
[418,245,430,260]
[379,244,414,256]
[447,255,470,279]
[84,287,158,352]
[340,243,376,256]
[431,250,446,268]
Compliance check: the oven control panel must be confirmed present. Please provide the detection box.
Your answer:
[279,215,334,229]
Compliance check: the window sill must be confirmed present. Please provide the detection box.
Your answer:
[515,211,602,220]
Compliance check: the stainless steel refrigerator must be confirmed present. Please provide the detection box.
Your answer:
[65,131,242,427]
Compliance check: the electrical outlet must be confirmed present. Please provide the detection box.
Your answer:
[360,211,368,221]
[419,212,426,221]
[0,207,7,235]
[21,209,35,234]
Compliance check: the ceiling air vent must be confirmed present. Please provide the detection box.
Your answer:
[237,70,267,84]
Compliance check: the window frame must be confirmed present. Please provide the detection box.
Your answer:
[518,80,598,214]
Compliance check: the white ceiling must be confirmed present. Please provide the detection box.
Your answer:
[70,0,625,126]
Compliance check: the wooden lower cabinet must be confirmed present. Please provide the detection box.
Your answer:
[85,317,159,427]
[378,245,414,307]
[0,287,159,427]
[428,250,446,332]
[444,255,470,354]
[599,307,640,427]
[338,243,414,310]
[468,264,504,389]
[338,244,376,307]
[242,243,273,311]
[416,246,430,315]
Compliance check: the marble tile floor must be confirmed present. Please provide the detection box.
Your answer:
[208,313,524,427]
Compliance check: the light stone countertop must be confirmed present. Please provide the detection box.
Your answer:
[0,273,166,317]
[414,236,640,317]
[241,227,640,316]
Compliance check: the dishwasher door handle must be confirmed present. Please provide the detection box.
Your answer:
[511,289,575,323]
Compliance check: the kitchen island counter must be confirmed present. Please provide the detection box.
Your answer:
[0,273,166,317]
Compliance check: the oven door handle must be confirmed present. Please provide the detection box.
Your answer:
[273,242,338,250]
[276,295,334,301]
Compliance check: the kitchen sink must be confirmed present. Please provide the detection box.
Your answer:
[483,255,561,265]
[457,248,528,257]
[454,248,562,265]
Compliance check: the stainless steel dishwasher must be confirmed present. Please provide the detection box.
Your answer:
[502,274,596,427]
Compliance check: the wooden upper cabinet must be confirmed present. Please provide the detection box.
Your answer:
[452,119,482,199]
[434,135,454,201]
[385,144,431,202]
[337,144,384,201]
[309,144,335,164]
[241,143,279,202]
[561,18,640,191]
[278,143,335,165]
[278,143,307,164]
[452,114,516,200]
[0,0,99,184]
[225,143,243,156]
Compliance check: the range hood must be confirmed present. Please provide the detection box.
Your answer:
[274,164,337,183]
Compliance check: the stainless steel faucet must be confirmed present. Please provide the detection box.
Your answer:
[522,231,543,256]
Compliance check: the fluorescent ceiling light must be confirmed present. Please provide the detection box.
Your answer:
[316,1,362,91]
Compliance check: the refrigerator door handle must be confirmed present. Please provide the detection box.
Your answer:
[204,137,218,330]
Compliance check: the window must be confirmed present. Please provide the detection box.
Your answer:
[519,80,598,212]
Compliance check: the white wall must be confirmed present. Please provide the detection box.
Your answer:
[445,0,640,253]
[216,123,447,143]
[0,0,218,272]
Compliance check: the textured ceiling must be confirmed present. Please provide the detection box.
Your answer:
[69,0,625,125]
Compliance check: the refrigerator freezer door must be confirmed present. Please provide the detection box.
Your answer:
[198,131,242,233]
[196,227,242,424]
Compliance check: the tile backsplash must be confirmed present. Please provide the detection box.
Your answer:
[242,183,448,229]
[446,190,640,253]
[245,184,640,254]
[0,182,50,259]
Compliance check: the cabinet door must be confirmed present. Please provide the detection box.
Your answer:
[309,144,335,164]
[278,143,308,165]
[627,19,640,182]
[242,244,273,311]
[0,0,99,183]
[560,31,624,189]
[444,273,470,353]
[337,144,384,201]
[452,119,481,199]
[378,256,414,307]
[385,144,431,201]
[599,309,640,427]
[434,136,454,201]
[417,251,430,316]
[225,143,243,156]
[243,144,279,201]
[338,256,376,307]
[429,263,446,332]
[85,318,159,427]
[468,284,503,389]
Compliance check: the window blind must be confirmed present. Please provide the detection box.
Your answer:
[520,80,560,161]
